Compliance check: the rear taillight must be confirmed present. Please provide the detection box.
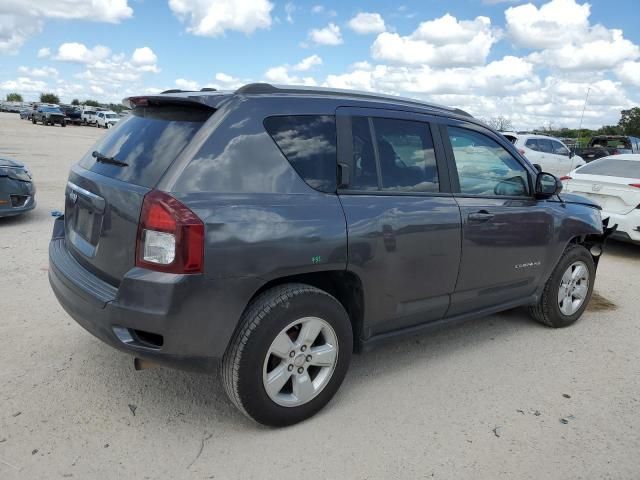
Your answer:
[136,190,204,274]
[629,183,640,188]
[560,176,572,181]
[612,149,620,155]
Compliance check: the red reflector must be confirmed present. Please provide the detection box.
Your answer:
[129,96,149,107]
[136,190,204,274]
[630,183,640,188]
[560,176,572,181]
[146,202,176,231]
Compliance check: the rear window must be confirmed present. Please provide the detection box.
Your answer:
[79,106,212,188]
[264,115,337,193]
[576,159,640,178]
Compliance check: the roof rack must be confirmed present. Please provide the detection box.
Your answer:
[235,83,472,117]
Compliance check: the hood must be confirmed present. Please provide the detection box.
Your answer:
[557,192,601,210]
[0,157,25,168]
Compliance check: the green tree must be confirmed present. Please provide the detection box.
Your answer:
[83,99,100,107]
[71,98,80,105]
[6,93,23,102]
[619,107,640,136]
[40,92,60,104]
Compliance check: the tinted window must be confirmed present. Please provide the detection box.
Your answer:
[349,117,378,190]
[576,159,640,178]
[525,139,540,151]
[264,115,337,193]
[372,118,438,192]
[551,140,569,156]
[79,106,212,188]
[537,139,553,153]
[448,126,530,197]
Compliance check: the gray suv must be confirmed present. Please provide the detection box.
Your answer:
[49,84,611,426]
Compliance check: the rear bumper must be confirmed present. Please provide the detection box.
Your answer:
[48,217,261,372]
[602,209,640,244]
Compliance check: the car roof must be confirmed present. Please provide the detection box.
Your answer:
[595,154,640,162]
[124,83,473,119]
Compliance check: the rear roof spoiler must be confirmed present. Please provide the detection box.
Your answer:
[122,92,230,110]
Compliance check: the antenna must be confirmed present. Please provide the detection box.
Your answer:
[577,87,591,147]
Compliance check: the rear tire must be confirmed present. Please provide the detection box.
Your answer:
[222,284,352,427]
[529,244,595,328]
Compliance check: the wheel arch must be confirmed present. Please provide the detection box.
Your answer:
[247,270,365,352]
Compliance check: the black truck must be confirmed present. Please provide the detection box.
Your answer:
[576,135,640,162]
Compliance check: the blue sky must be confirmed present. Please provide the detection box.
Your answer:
[1,0,639,129]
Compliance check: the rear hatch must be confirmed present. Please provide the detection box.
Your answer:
[64,102,214,286]
[564,158,640,214]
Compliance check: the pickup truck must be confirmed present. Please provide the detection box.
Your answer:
[81,109,98,126]
[32,106,67,126]
[61,106,82,125]
[575,135,640,162]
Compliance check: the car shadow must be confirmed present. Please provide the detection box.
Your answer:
[71,307,537,430]
[604,239,640,259]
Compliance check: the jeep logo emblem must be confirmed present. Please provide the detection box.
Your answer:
[592,184,602,192]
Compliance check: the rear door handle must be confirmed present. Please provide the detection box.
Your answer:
[468,211,494,222]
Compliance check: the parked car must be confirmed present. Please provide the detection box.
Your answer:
[575,135,640,163]
[562,154,640,244]
[81,108,98,126]
[49,84,611,426]
[96,111,120,129]
[0,157,36,217]
[32,106,67,126]
[502,133,585,177]
[61,105,82,125]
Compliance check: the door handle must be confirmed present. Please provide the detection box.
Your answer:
[468,211,494,222]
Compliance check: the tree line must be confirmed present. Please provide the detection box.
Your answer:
[5,92,126,113]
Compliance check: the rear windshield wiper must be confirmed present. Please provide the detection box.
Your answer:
[92,150,128,167]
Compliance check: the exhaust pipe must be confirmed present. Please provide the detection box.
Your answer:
[134,357,158,371]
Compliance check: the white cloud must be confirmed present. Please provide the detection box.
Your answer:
[0,0,132,22]
[264,65,317,86]
[617,61,640,87]
[36,47,50,58]
[168,0,273,37]
[131,46,157,66]
[54,43,111,63]
[371,14,499,66]
[17,66,58,77]
[0,1,132,53]
[309,23,342,46]
[293,54,322,71]
[348,12,386,35]
[0,77,47,92]
[0,15,43,54]
[284,2,295,23]
[506,0,639,71]
[175,78,200,90]
[311,5,324,14]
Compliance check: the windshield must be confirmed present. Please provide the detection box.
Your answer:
[78,105,213,188]
[44,107,62,113]
[576,159,640,178]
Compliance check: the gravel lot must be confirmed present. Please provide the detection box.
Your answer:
[1,111,639,479]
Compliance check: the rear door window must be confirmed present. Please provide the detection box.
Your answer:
[79,106,212,188]
[264,115,337,193]
[372,117,439,193]
[550,140,570,156]
[537,139,553,153]
[525,139,540,151]
[576,159,640,178]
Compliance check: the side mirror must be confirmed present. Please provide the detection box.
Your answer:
[532,163,542,173]
[535,172,562,199]
[569,151,575,158]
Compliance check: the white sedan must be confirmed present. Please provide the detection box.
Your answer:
[562,154,640,244]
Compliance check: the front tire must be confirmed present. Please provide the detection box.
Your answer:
[222,284,352,427]
[529,244,595,328]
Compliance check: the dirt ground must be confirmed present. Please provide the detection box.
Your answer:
[1,111,639,479]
